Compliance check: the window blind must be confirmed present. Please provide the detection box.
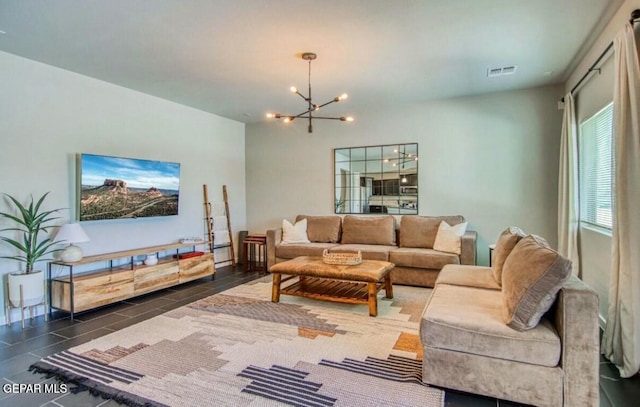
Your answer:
[579,103,613,229]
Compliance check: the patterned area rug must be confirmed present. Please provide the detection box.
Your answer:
[30,277,443,407]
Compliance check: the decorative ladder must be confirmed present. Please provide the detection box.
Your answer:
[203,184,236,266]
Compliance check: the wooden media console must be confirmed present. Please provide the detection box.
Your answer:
[49,242,214,320]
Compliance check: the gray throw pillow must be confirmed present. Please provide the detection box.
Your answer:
[502,234,572,331]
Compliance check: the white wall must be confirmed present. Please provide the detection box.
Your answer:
[246,85,564,265]
[0,51,246,323]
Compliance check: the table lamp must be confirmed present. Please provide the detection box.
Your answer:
[56,223,90,262]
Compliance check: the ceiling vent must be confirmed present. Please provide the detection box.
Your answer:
[487,65,518,77]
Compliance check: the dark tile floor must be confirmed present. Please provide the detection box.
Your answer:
[0,265,637,407]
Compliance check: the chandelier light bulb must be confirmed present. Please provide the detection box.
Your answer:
[266,113,275,119]
[283,117,291,123]
[340,93,348,100]
[346,116,354,122]
[313,105,320,111]
[290,86,298,93]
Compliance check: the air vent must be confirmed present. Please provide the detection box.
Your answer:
[487,68,503,77]
[502,65,517,75]
[487,65,518,77]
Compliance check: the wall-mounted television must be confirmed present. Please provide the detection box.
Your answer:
[77,153,180,221]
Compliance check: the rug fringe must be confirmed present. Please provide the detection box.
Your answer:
[29,362,168,407]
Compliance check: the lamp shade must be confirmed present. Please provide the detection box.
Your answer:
[55,223,90,244]
[55,223,90,263]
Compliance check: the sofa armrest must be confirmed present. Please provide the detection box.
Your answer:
[459,230,477,265]
[266,228,282,270]
[554,276,600,406]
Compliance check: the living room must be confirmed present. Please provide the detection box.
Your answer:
[1,1,639,406]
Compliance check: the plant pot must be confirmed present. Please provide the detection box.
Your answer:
[144,254,158,266]
[7,270,45,308]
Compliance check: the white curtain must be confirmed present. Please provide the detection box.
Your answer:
[602,22,640,378]
[557,92,580,276]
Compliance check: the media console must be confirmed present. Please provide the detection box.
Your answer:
[48,242,214,320]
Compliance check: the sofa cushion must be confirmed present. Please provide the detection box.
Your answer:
[341,215,396,245]
[281,219,310,244]
[433,221,468,254]
[421,283,561,367]
[399,215,466,249]
[390,247,459,269]
[491,226,525,286]
[329,244,396,261]
[276,242,340,259]
[502,235,572,331]
[295,215,342,243]
[436,264,501,290]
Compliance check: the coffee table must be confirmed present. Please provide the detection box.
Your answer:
[269,256,394,316]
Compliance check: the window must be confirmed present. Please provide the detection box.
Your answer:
[579,103,614,229]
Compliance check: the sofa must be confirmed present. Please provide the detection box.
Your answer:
[266,214,477,287]
[420,228,600,406]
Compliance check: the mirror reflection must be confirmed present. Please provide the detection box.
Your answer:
[334,143,418,214]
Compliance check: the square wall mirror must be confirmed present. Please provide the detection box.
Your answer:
[334,143,418,214]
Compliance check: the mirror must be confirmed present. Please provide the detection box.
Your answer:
[334,143,418,214]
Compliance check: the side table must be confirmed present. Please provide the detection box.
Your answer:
[243,234,267,273]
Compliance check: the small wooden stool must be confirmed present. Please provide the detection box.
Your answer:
[242,234,267,272]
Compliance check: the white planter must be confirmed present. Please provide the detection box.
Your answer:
[7,270,45,308]
[144,254,158,266]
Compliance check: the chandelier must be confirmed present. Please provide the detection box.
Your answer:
[266,52,353,133]
[384,148,418,168]
[384,147,418,183]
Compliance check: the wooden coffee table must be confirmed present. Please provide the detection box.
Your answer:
[269,256,394,316]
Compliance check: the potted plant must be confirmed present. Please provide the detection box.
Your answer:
[0,192,63,310]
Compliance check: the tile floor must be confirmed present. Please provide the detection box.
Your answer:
[0,265,638,406]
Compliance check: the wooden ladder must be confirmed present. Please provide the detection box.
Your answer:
[202,184,236,267]
[222,185,236,266]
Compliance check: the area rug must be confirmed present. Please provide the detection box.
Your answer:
[30,277,443,407]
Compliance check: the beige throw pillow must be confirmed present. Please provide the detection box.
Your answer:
[281,219,310,244]
[295,215,342,243]
[399,215,466,248]
[433,221,468,254]
[341,215,396,245]
[491,226,526,286]
[502,234,572,331]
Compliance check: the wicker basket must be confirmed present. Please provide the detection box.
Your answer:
[322,249,362,265]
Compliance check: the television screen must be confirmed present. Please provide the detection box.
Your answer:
[77,154,180,221]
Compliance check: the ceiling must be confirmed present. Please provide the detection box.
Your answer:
[0,0,622,124]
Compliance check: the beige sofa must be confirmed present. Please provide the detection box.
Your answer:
[420,229,600,406]
[266,214,477,287]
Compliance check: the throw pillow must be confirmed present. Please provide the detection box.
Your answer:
[433,221,468,254]
[341,215,396,245]
[491,226,526,286]
[281,219,310,244]
[502,234,572,331]
[295,215,342,243]
[399,215,466,248]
